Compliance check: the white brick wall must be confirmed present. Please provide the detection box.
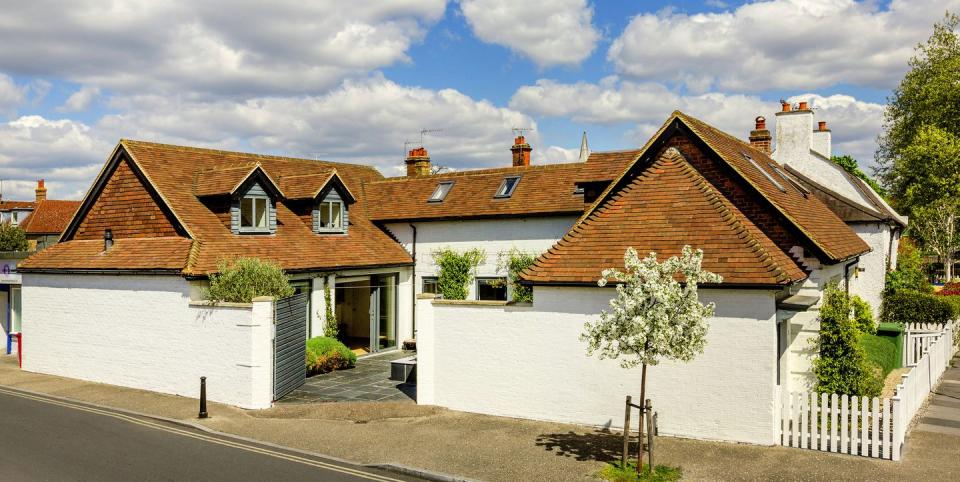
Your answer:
[418,286,781,445]
[21,274,274,409]
[850,222,892,313]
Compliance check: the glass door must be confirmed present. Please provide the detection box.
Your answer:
[368,273,398,352]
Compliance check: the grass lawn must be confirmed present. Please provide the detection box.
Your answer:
[859,333,900,377]
[599,462,682,482]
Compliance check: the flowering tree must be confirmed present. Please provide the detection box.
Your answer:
[582,246,721,470]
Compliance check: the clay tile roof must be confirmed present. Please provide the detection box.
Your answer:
[277,171,356,202]
[0,201,36,210]
[365,151,636,222]
[672,112,869,262]
[21,140,412,274]
[194,163,261,196]
[19,199,81,235]
[521,147,807,286]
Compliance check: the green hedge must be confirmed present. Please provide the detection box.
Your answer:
[880,291,955,326]
[305,336,357,375]
[859,334,900,377]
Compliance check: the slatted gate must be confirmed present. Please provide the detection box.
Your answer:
[274,292,308,400]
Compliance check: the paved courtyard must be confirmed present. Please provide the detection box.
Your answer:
[280,350,416,404]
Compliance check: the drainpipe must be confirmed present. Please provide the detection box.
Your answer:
[409,223,417,338]
[887,224,899,271]
[844,259,858,296]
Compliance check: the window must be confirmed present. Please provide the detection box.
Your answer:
[422,277,438,295]
[0,212,10,224]
[771,164,810,195]
[240,195,269,232]
[476,277,507,301]
[10,286,21,333]
[318,200,345,232]
[741,152,785,192]
[429,181,454,202]
[495,176,520,198]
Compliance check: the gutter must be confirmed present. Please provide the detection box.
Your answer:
[18,268,183,276]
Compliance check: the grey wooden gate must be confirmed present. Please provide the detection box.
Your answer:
[274,291,308,400]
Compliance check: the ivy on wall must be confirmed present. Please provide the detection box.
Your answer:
[432,247,485,300]
[322,280,338,339]
[497,248,537,303]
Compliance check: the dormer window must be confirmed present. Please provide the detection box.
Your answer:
[240,194,270,232]
[318,200,344,232]
[429,181,453,202]
[495,176,520,198]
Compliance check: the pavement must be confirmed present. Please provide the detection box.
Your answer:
[282,350,416,403]
[915,355,960,436]
[3,355,960,481]
[0,386,413,482]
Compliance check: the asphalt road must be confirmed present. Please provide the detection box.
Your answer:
[0,387,417,482]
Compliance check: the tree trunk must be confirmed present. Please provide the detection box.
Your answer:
[637,363,647,474]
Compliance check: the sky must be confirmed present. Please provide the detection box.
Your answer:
[0,0,957,200]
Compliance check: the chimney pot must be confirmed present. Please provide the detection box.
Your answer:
[781,102,791,112]
[798,101,809,110]
[405,147,431,177]
[818,121,827,131]
[749,116,772,154]
[35,178,48,202]
[510,136,532,167]
[755,116,766,130]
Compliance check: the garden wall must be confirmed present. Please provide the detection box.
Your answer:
[417,286,782,445]
[21,274,274,409]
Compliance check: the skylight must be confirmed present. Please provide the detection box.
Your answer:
[770,164,809,195]
[428,181,454,202]
[741,152,785,192]
[495,176,521,198]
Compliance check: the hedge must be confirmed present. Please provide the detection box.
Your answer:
[880,290,955,326]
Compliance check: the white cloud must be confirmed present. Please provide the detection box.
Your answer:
[0,74,26,116]
[608,0,960,92]
[510,77,885,168]
[0,1,447,98]
[58,85,101,112]
[460,0,600,67]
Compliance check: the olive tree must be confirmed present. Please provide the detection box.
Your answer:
[582,246,721,471]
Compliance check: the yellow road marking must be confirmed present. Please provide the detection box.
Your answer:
[0,387,402,482]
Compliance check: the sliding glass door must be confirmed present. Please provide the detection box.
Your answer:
[370,273,397,352]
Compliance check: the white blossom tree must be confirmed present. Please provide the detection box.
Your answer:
[582,246,721,470]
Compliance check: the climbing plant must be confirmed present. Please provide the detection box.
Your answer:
[432,247,485,300]
[322,280,338,339]
[497,248,537,303]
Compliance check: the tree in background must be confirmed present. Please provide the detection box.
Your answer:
[912,198,960,281]
[582,246,721,471]
[831,155,886,198]
[206,257,295,303]
[885,237,932,294]
[0,224,28,252]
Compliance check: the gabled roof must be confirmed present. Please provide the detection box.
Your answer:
[521,147,807,286]
[194,163,283,198]
[19,199,81,235]
[364,150,638,222]
[21,140,411,275]
[278,171,356,203]
[523,111,870,286]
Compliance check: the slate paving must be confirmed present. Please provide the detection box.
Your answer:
[280,350,416,404]
[916,355,960,437]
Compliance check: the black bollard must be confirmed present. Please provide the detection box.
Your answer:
[198,376,208,419]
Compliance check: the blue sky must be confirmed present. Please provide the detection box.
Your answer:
[0,0,955,199]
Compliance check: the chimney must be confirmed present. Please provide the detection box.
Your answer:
[405,147,431,177]
[748,116,772,154]
[773,99,814,168]
[812,120,832,158]
[35,179,47,202]
[510,136,532,167]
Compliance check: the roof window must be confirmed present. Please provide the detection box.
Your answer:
[741,152,785,192]
[428,181,454,202]
[495,176,521,198]
[770,164,810,196]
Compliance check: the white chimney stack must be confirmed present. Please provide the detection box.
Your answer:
[773,101,814,170]
[811,120,831,158]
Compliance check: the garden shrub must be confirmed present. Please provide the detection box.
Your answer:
[884,238,931,295]
[859,334,900,377]
[939,281,960,296]
[850,295,875,334]
[305,336,356,375]
[497,248,537,303]
[881,290,955,326]
[206,257,295,303]
[0,224,28,252]
[813,284,882,397]
[432,247,484,300]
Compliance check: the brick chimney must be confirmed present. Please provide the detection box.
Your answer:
[35,179,47,202]
[405,147,431,177]
[510,136,531,167]
[749,116,772,154]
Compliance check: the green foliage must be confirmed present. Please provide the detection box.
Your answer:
[884,238,931,295]
[859,334,900,377]
[850,295,876,335]
[206,257,295,303]
[322,281,338,339]
[881,291,955,326]
[831,155,887,198]
[813,284,882,397]
[599,462,682,482]
[497,248,537,303]
[432,247,485,300]
[877,12,960,208]
[305,336,356,374]
[0,224,28,252]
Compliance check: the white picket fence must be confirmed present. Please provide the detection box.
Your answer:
[780,320,958,461]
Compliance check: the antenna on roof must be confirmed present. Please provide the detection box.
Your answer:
[512,127,534,137]
[419,129,442,147]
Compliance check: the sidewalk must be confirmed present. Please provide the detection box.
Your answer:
[915,355,960,437]
[2,356,959,481]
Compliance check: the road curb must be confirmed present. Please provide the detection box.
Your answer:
[0,383,468,482]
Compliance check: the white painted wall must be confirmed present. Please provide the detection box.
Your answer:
[21,274,274,409]
[850,223,892,313]
[418,286,781,445]
[385,217,576,300]
[310,267,413,345]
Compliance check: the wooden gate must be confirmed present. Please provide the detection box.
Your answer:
[274,292,308,400]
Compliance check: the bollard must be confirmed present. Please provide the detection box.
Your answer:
[622,395,632,469]
[198,376,208,419]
